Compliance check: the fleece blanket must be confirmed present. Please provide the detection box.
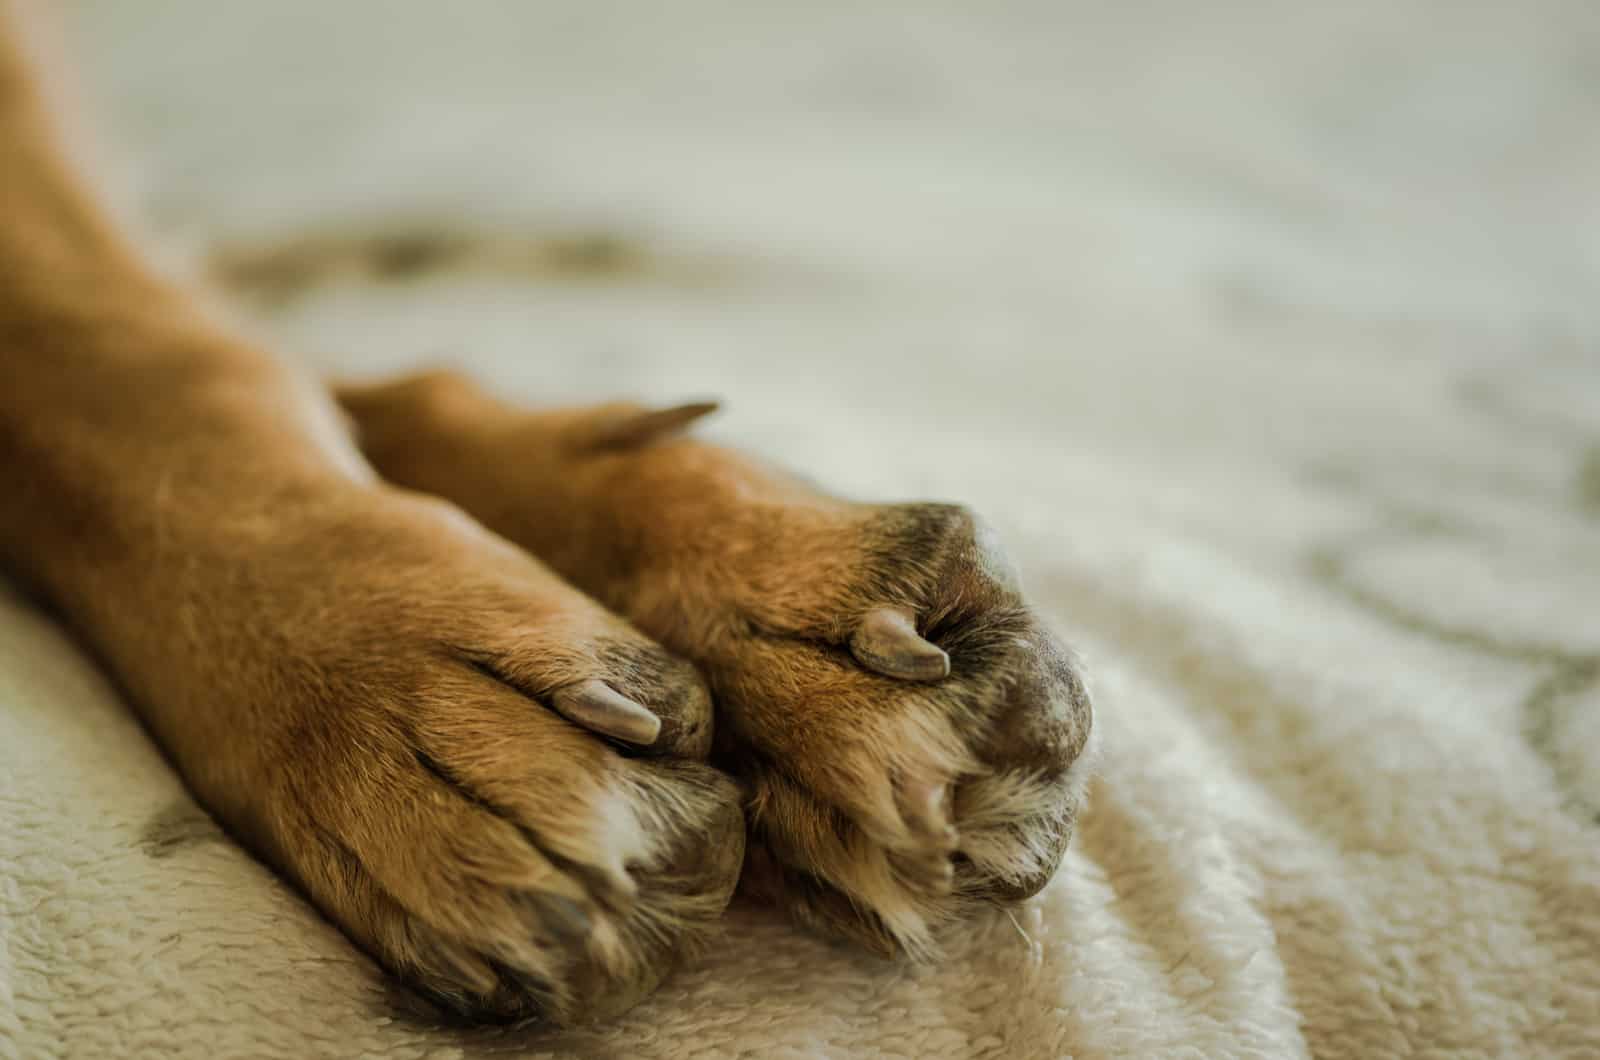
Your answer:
[4,1,1599,1056]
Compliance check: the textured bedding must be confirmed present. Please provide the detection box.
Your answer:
[4,1,1599,1056]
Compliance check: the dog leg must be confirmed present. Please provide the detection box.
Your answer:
[0,12,741,1023]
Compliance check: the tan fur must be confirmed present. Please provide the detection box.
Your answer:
[339,373,1096,956]
[0,9,740,1024]
[0,0,1090,1023]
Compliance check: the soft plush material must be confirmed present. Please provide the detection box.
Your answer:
[4,1,1598,1056]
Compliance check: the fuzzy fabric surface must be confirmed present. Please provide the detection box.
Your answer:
[4,1,1600,1056]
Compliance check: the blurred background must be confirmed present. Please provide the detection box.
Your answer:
[63,2,1600,486]
[60,0,1600,804]
[11,3,1596,1053]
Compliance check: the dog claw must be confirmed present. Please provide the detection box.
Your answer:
[584,401,720,450]
[850,609,950,681]
[550,679,662,746]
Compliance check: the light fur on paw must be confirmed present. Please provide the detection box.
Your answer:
[179,490,745,1024]
[337,376,1095,960]
[688,501,1096,956]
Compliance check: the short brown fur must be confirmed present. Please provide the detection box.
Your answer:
[0,3,1091,1024]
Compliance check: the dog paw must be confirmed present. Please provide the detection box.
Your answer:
[339,378,1094,958]
[689,501,1094,956]
[169,491,743,1023]
[306,740,743,1024]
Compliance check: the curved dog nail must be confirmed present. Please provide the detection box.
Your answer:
[583,401,720,450]
[550,679,662,745]
[850,608,950,681]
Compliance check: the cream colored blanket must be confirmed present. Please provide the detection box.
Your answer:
[4,1,1598,1056]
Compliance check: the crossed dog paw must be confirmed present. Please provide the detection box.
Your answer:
[343,375,1095,962]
